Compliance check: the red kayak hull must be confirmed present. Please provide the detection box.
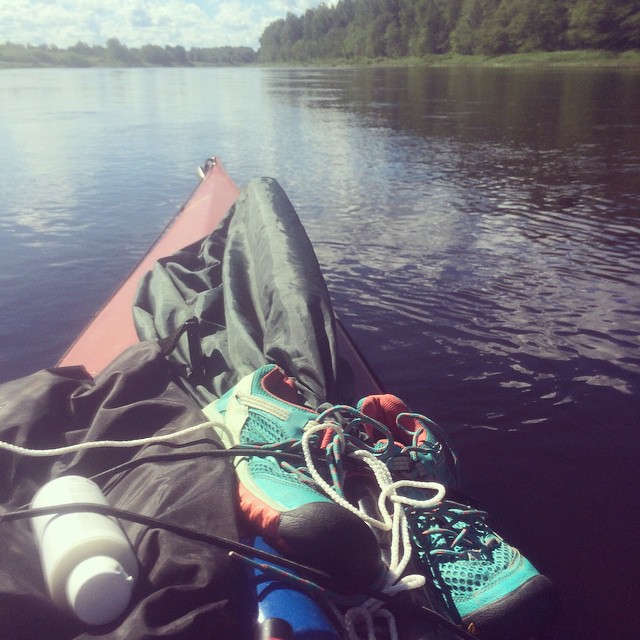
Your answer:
[58,159,240,375]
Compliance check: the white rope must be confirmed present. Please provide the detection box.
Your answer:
[301,421,393,531]
[0,420,221,457]
[300,419,446,640]
[344,603,400,640]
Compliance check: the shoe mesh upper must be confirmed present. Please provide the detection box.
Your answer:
[235,377,331,510]
[438,539,514,596]
[243,411,287,445]
[408,502,540,619]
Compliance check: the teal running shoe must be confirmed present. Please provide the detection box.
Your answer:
[357,394,558,639]
[203,364,383,589]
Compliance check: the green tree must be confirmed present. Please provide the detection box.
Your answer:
[311,3,334,39]
[165,45,189,65]
[618,0,640,48]
[334,0,356,27]
[567,0,613,48]
[416,0,464,54]
[568,0,640,49]
[371,12,393,56]
[140,44,172,65]
[281,11,304,57]
[385,20,405,56]
[451,0,500,54]
[69,41,94,57]
[503,0,570,52]
[105,37,141,65]
[259,19,286,61]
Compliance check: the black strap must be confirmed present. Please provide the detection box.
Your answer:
[157,317,204,384]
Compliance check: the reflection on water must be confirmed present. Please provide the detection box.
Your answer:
[275,67,640,410]
[1,66,639,639]
[261,66,640,640]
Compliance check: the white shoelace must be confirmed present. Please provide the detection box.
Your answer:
[302,420,446,640]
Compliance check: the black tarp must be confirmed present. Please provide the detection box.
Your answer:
[0,178,345,640]
[133,177,342,409]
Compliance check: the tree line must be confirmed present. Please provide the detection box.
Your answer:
[0,39,257,68]
[2,1,638,69]
[258,0,640,62]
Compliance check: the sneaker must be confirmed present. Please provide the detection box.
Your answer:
[203,364,384,589]
[357,394,558,639]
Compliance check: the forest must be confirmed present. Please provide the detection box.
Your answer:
[2,0,638,68]
[0,39,257,68]
[258,0,640,62]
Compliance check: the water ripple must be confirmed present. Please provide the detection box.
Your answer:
[313,146,640,401]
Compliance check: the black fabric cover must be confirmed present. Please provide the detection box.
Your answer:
[0,345,247,640]
[133,177,340,409]
[0,178,344,639]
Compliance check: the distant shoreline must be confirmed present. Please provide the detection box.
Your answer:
[271,49,640,69]
[2,49,639,70]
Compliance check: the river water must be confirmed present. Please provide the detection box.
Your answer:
[1,66,639,639]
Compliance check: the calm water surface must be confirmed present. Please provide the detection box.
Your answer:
[1,66,639,639]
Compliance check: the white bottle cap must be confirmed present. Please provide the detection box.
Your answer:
[65,555,134,625]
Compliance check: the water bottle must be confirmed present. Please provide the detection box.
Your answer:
[30,475,138,625]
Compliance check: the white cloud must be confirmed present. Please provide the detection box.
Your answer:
[268,0,334,13]
[0,0,331,49]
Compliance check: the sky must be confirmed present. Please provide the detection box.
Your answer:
[0,0,330,50]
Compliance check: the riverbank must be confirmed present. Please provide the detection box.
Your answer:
[303,49,640,69]
[5,47,640,70]
[3,48,640,70]
[0,42,256,69]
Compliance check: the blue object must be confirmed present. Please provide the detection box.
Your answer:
[253,537,341,640]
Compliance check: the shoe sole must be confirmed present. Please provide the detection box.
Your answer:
[462,574,558,640]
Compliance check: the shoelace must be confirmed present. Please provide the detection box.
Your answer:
[413,502,500,560]
[298,407,447,640]
[359,412,498,565]
[223,402,463,640]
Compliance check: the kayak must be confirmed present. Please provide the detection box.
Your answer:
[57,158,238,375]
[54,156,388,638]
[58,157,383,402]
[0,158,556,640]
